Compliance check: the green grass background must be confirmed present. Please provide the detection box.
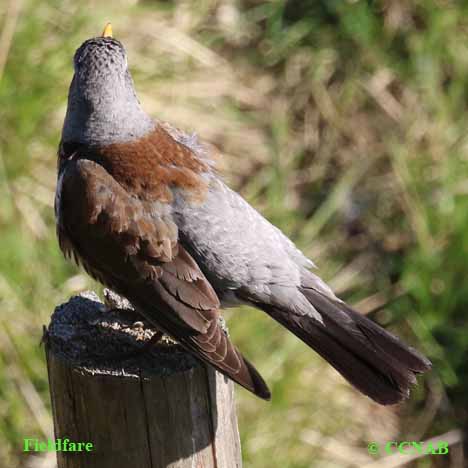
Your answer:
[1,0,467,466]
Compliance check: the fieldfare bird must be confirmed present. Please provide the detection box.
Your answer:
[55,25,431,403]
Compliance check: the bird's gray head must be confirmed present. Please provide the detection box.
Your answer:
[62,26,154,145]
[73,36,129,87]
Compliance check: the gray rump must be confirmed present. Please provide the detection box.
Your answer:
[172,177,332,320]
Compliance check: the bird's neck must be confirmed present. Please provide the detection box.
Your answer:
[61,82,155,146]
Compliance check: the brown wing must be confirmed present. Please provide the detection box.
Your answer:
[56,157,270,399]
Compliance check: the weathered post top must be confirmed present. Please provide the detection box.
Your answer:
[45,291,242,468]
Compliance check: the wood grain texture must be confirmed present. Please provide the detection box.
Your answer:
[45,292,242,468]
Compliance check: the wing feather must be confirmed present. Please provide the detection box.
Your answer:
[56,156,270,399]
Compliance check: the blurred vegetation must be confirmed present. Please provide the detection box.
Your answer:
[1,0,467,466]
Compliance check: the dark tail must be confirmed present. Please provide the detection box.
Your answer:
[258,288,431,405]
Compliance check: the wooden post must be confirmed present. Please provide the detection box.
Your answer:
[44,291,242,468]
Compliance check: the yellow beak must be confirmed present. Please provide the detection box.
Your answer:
[101,23,113,38]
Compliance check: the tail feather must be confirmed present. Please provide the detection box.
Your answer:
[258,288,431,405]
